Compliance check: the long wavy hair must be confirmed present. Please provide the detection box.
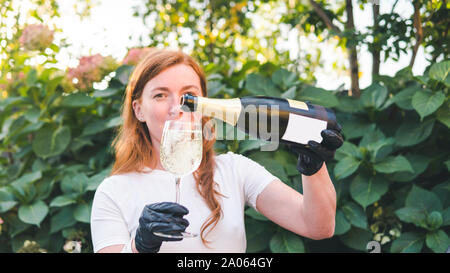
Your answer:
[111,48,222,246]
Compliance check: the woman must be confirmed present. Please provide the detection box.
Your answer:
[90,49,343,253]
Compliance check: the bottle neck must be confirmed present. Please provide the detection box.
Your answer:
[182,95,242,126]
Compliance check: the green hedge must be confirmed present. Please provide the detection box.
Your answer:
[0,59,449,253]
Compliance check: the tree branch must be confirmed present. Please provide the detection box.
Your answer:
[409,0,423,68]
[345,0,360,97]
[391,0,399,14]
[372,2,380,79]
[308,0,341,33]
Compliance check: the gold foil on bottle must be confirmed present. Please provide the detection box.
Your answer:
[287,99,309,111]
[197,97,242,126]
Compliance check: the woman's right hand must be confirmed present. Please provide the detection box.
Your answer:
[134,202,190,253]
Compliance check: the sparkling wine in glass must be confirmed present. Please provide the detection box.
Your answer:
[154,118,203,239]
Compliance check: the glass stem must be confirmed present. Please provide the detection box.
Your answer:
[175,177,181,203]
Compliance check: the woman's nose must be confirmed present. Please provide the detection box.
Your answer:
[168,99,182,118]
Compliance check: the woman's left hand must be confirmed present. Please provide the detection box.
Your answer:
[288,128,344,176]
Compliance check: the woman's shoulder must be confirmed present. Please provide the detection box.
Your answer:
[214,151,256,170]
[94,170,156,193]
[215,151,254,161]
[215,151,242,164]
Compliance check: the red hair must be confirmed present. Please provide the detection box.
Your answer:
[111,48,221,246]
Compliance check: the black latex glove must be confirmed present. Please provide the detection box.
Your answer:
[288,128,344,176]
[134,202,190,253]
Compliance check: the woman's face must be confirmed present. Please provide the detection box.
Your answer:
[132,63,203,147]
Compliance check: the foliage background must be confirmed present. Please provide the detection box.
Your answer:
[0,0,449,253]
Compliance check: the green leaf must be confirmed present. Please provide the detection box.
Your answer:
[245,217,275,252]
[281,86,296,99]
[392,85,421,110]
[245,73,280,97]
[60,173,89,195]
[339,115,375,140]
[81,119,108,136]
[390,232,424,253]
[411,90,445,120]
[0,116,15,141]
[269,230,305,253]
[10,171,42,198]
[335,95,362,113]
[426,230,450,253]
[339,227,373,252]
[70,137,94,153]
[390,154,431,182]
[366,137,395,163]
[395,207,427,228]
[238,139,268,154]
[359,127,386,147]
[432,182,450,208]
[350,174,388,209]
[426,211,443,230]
[360,83,388,110]
[429,60,450,87]
[297,85,339,108]
[114,65,134,85]
[106,115,122,128]
[0,189,18,213]
[60,93,95,107]
[245,207,269,221]
[50,206,77,234]
[395,118,434,147]
[49,195,76,207]
[406,185,443,213]
[373,155,413,174]
[18,200,48,227]
[272,68,298,89]
[92,87,120,98]
[334,156,361,180]
[26,69,38,86]
[32,126,71,159]
[73,203,91,223]
[0,96,26,112]
[4,213,30,237]
[248,152,289,183]
[341,202,368,230]
[21,121,44,135]
[442,207,450,227]
[415,75,429,85]
[24,107,41,123]
[335,141,363,160]
[334,209,351,235]
[436,104,450,128]
[207,80,227,97]
[86,169,111,191]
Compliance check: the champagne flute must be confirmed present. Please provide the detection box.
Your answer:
[154,117,203,239]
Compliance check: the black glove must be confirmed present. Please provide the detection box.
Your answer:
[134,202,190,253]
[288,128,344,176]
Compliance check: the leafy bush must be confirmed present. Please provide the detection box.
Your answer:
[0,59,133,252]
[207,59,450,253]
[0,49,449,252]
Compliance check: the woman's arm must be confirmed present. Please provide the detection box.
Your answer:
[255,163,336,240]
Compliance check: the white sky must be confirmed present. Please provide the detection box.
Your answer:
[24,0,431,90]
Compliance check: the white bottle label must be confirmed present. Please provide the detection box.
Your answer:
[281,113,327,144]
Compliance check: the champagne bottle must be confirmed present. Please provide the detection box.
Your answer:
[180,94,340,147]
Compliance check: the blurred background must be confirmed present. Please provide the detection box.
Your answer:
[0,0,449,253]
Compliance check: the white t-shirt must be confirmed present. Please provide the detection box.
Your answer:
[90,151,278,253]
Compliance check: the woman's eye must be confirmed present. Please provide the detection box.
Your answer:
[154,93,165,98]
